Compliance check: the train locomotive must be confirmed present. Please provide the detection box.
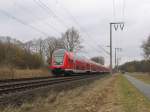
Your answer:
[49,49,110,76]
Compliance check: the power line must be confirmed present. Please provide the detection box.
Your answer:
[34,0,109,57]
[33,0,69,28]
[57,2,92,37]
[113,0,116,19]
[112,0,125,20]
[57,1,113,58]
[122,0,125,20]
[43,0,101,53]
[34,0,55,17]
[15,2,61,36]
[57,1,109,55]
[16,1,103,57]
[27,0,103,57]
[57,2,83,29]
[58,1,123,68]
[0,8,50,37]
[98,45,110,55]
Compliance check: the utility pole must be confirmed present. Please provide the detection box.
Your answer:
[110,23,112,75]
[109,22,124,75]
[115,48,122,71]
[115,48,117,69]
[117,57,121,71]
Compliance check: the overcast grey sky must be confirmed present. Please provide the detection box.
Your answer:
[0,0,149,65]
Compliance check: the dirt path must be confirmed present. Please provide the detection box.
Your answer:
[124,74,150,100]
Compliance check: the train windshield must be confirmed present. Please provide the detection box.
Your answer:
[53,49,65,65]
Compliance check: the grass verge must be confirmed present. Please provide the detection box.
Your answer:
[117,74,150,112]
[0,67,51,80]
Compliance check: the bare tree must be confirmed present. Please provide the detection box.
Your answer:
[61,27,83,52]
[23,37,64,64]
[142,36,150,60]
[23,40,33,53]
[43,37,63,64]
[32,39,45,58]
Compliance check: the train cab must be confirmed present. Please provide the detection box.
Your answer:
[50,49,66,75]
[49,49,74,75]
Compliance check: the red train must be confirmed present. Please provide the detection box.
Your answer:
[49,49,110,76]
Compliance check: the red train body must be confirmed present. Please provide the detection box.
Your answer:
[49,49,110,76]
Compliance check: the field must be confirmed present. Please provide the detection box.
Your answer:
[1,74,150,112]
[0,67,51,79]
[129,73,150,84]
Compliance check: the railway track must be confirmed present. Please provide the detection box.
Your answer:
[0,74,103,97]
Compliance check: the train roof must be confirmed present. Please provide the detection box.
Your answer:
[54,49,108,68]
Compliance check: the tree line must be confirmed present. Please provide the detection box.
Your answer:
[0,38,44,69]
[119,60,150,72]
[119,36,150,72]
[0,27,83,69]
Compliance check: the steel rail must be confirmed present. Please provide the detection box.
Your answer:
[0,74,102,96]
[0,76,72,88]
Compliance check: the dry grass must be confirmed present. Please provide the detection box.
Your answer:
[129,73,150,84]
[1,74,150,112]
[1,75,122,112]
[117,74,150,112]
[0,67,51,79]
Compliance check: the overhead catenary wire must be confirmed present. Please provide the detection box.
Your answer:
[35,0,100,55]
[14,2,61,36]
[113,0,116,20]
[122,0,125,20]
[57,2,94,38]
[98,45,110,55]
[36,0,108,57]
[56,1,90,36]
[34,0,118,65]
[3,0,109,59]
[0,8,50,37]
[57,2,86,31]
[33,0,69,29]
[112,0,125,20]
[19,0,103,57]
[56,1,109,56]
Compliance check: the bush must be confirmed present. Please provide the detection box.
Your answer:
[119,60,150,72]
[0,42,44,69]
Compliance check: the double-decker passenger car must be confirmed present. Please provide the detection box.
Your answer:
[49,49,110,76]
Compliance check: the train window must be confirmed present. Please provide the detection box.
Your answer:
[53,49,65,65]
